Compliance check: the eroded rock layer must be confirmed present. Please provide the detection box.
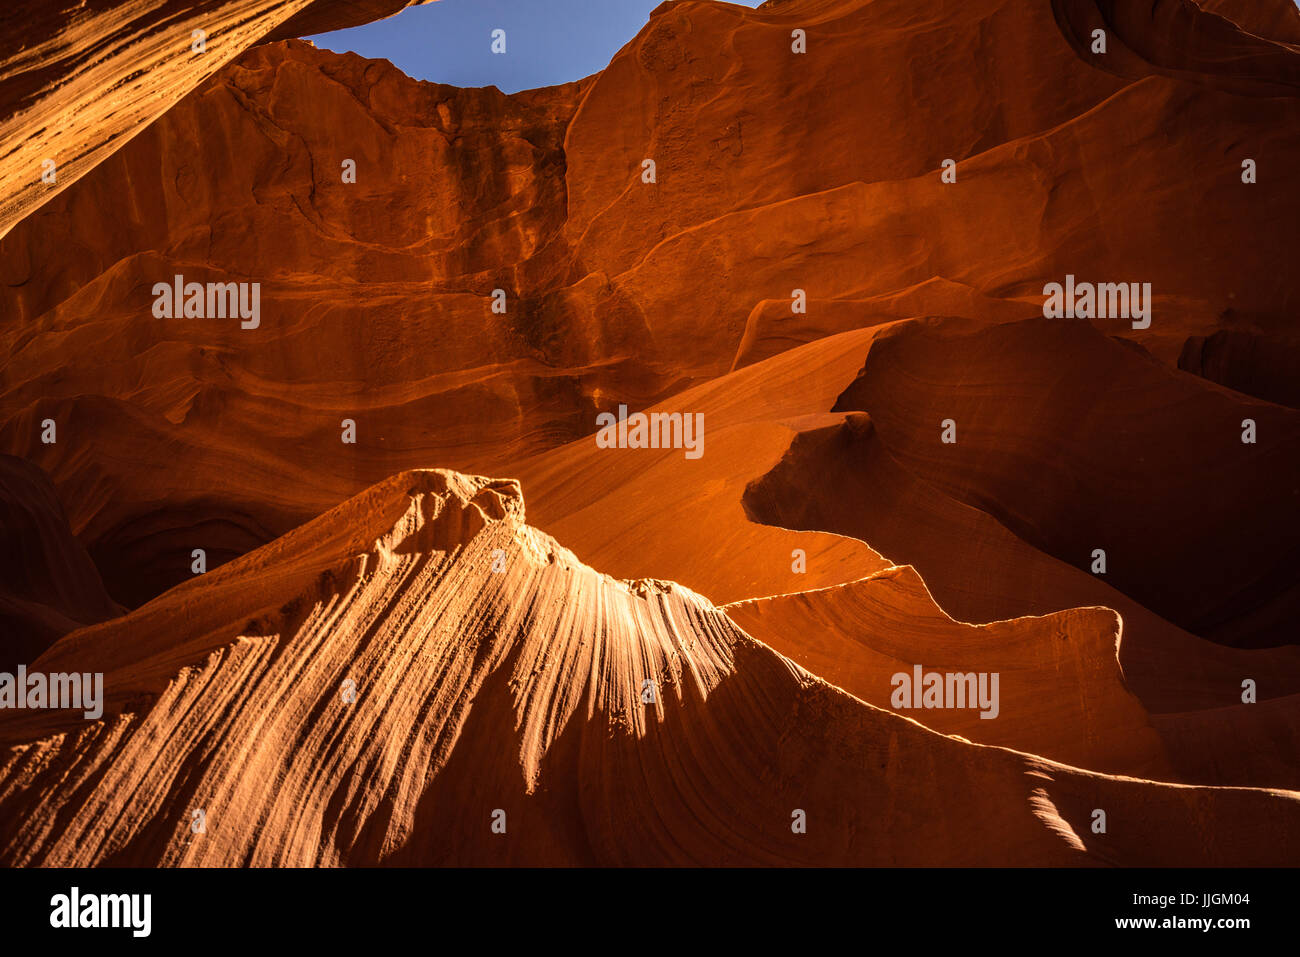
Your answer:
[3,0,1299,616]
[0,455,122,671]
[0,0,433,238]
[3,470,1297,867]
[1,0,1299,865]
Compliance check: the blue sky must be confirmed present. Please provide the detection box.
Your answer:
[308,0,764,93]
[308,0,1300,92]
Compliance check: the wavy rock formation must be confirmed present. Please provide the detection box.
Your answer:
[0,455,122,670]
[724,565,1170,778]
[506,324,1300,790]
[4,0,1300,609]
[510,325,895,606]
[1179,329,1300,409]
[1,40,593,607]
[2,0,1298,865]
[0,0,432,238]
[736,391,1300,713]
[825,317,1300,649]
[3,469,1298,867]
[1050,0,1300,96]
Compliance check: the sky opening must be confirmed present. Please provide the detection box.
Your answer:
[308,0,765,93]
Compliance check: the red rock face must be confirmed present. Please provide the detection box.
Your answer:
[1,0,1299,867]
[0,455,122,670]
[0,0,434,239]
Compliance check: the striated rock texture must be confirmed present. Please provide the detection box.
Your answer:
[507,323,1300,792]
[2,0,1300,866]
[0,0,434,239]
[3,0,1300,616]
[3,470,1298,867]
